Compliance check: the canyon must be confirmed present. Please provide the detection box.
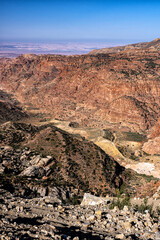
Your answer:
[0,41,160,132]
[0,39,160,239]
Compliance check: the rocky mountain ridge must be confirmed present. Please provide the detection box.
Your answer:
[142,117,160,155]
[0,41,160,132]
[1,121,157,198]
[89,38,160,54]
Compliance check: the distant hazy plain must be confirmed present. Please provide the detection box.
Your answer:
[0,39,140,58]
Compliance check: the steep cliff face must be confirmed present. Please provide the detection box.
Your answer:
[0,42,160,131]
[142,118,160,154]
[147,118,160,139]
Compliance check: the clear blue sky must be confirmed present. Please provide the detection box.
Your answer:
[0,0,160,41]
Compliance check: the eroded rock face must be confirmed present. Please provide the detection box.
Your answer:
[143,118,160,154]
[148,118,160,139]
[0,43,159,131]
[143,137,160,155]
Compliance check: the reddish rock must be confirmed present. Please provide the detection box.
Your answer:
[0,40,159,131]
[143,118,160,154]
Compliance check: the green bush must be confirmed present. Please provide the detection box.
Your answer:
[109,187,131,210]
[109,195,131,210]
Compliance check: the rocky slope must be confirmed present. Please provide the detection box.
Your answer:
[0,189,159,240]
[50,119,160,179]
[89,38,160,54]
[142,117,160,155]
[0,90,27,123]
[0,121,125,196]
[0,40,160,131]
[1,121,159,199]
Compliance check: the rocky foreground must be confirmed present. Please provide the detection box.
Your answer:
[0,129,159,239]
[0,121,160,239]
[0,189,160,240]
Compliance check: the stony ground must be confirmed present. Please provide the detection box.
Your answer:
[0,188,160,240]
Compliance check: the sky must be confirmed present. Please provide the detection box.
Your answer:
[0,0,160,42]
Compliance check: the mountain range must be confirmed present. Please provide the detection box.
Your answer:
[0,38,160,199]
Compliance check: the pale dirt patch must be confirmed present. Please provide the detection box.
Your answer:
[130,198,160,211]
[51,119,124,160]
[50,119,160,179]
[125,162,160,179]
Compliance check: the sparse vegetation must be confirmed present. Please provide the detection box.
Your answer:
[145,60,157,69]
[117,131,146,142]
[109,194,131,210]
[139,174,157,182]
[133,198,153,215]
[103,129,115,141]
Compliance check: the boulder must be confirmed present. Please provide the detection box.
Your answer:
[19,166,45,178]
[81,193,110,206]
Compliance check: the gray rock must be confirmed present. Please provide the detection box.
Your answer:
[81,193,110,206]
[19,166,45,177]
[43,196,62,205]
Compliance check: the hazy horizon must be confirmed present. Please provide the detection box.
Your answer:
[0,38,152,58]
[1,0,159,57]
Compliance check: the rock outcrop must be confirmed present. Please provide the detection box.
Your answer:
[142,118,160,155]
[81,193,110,206]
